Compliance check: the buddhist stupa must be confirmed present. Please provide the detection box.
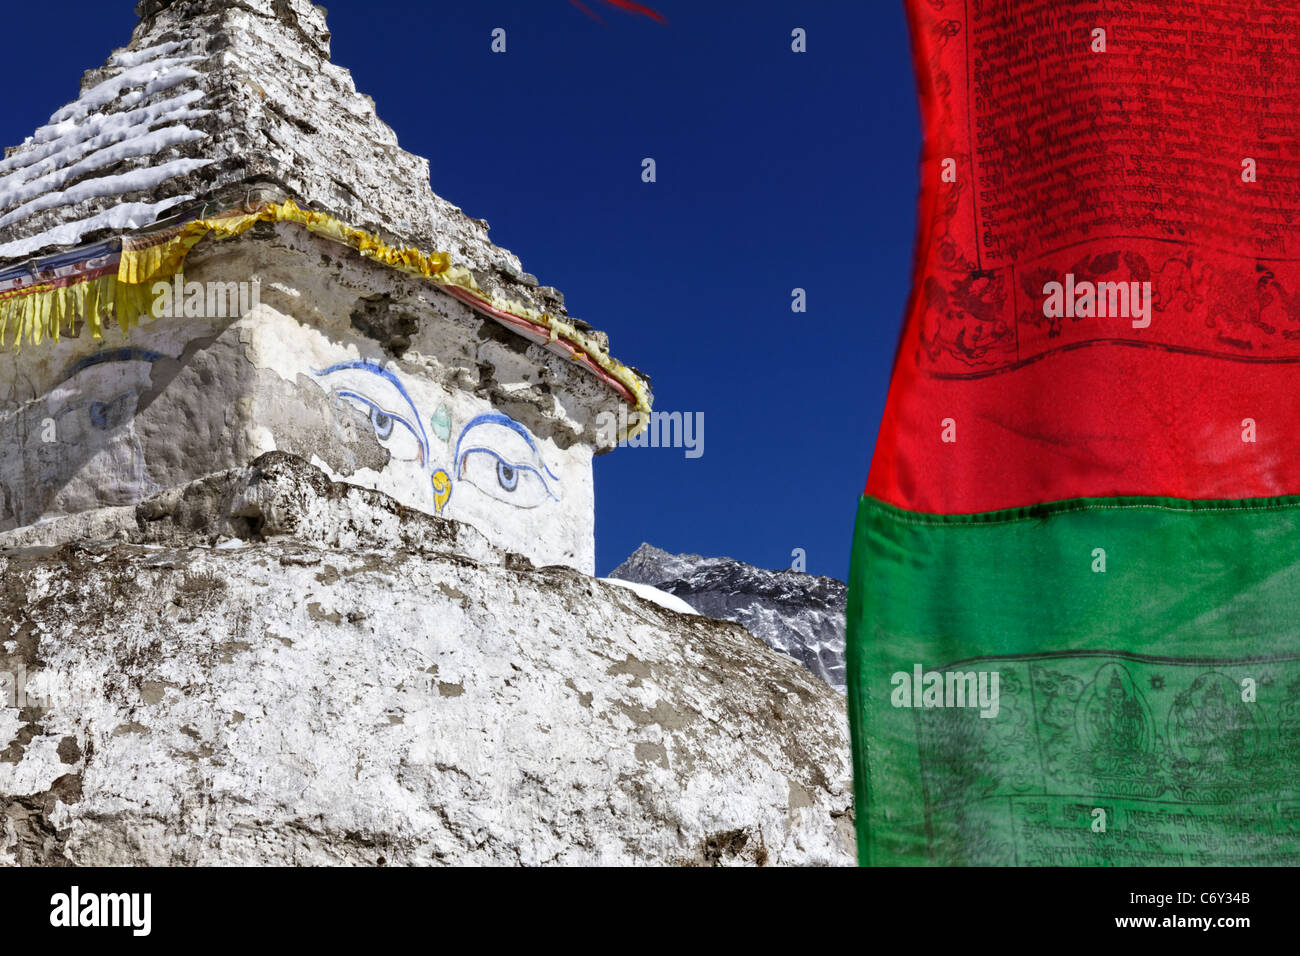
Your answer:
[0,0,650,573]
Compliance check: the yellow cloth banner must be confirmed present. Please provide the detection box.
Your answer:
[0,200,650,434]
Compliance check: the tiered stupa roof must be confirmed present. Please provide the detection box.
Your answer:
[0,0,648,420]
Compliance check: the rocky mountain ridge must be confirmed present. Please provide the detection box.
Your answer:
[611,544,848,692]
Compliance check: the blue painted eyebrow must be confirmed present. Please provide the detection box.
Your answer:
[312,360,430,452]
[62,347,164,381]
[455,413,559,481]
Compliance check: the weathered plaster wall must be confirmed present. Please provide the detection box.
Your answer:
[0,455,855,866]
[0,230,620,572]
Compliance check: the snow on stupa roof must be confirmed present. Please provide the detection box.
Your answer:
[1,1,533,293]
[0,0,650,423]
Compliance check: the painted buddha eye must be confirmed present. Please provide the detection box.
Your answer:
[454,413,560,510]
[330,391,422,461]
[48,349,164,440]
[312,362,430,466]
[458,449,550,507]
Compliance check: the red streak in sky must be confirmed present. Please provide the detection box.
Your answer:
[568,0,605,22]
[571,0,667,24]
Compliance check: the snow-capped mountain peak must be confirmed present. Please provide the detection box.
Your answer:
[610,544,847,692]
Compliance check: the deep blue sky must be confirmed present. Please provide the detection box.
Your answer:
[0,0,919,580]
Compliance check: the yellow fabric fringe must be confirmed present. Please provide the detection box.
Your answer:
[0,199,651,435]
[0,274,160,349]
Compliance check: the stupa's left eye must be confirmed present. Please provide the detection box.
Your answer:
[333,391,422,462]
[312,361,430,466]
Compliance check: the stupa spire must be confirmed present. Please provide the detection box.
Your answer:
[0,0,530,311]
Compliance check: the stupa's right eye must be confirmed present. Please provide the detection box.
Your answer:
[454,413,561,510]
[457,448,553,508]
